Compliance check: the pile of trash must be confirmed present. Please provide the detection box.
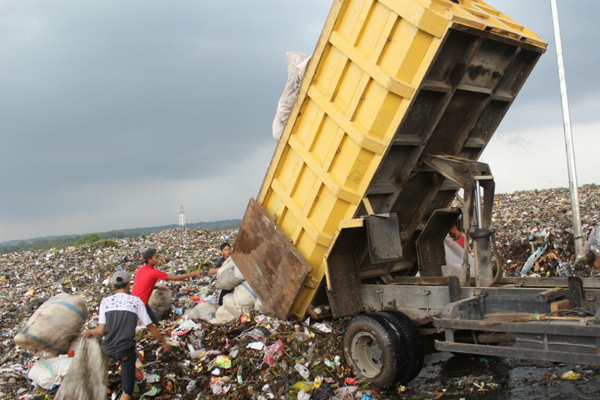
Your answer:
[1,184,599,399]
[492,184,600,277]
[0,228,385,400]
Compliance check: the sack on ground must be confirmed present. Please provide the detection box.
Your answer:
[214,305,238,325]
[254,297,268,313]
[233,282,257,307]
[186,302,219,322]
[28,356,73,389]
[222,293,242,316]
[54,337,108,400]
[14,294,88,357]
[149,284,172,320]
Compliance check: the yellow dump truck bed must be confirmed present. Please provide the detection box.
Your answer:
[233,0,546,320]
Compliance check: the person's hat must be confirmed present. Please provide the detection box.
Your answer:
[111,270,131,285]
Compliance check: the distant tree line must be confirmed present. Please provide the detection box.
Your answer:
[0,231,140,254]
[0,220,241,254]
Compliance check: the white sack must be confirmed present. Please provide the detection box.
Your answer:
[214,305,238,325]
[272,52,311,140]
[215,258,244,290]
[222,293,242,316]
[254,298,268,313]
[28,356,73,389]
[233,282,257,308]
[186,302,219,322]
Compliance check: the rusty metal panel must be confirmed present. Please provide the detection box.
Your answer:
[232,199,311,320]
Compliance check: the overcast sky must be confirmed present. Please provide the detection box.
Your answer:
[1,0,598,242]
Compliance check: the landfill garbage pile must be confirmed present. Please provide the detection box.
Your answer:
[0,228,386,400]
[492,184,600,277]
[2,184,600,399]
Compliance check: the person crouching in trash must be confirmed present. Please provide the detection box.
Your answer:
[82,270,171,400]
[132,248,202,326]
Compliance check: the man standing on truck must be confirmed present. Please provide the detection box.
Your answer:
[448,219,466,249]
[131,248,201,325]
[82,270,171,400]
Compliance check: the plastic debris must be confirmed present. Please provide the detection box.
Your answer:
[561,370,581,380]
[264,339,285,366]
[215,355,232,369]
[295,363,310,380]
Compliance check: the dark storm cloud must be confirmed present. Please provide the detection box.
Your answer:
[1,0,598,241]
[0,1,330,223]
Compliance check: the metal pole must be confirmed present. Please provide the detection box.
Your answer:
[550,0,583,256]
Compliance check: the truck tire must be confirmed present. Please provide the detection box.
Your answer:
[343,314,404,390]
[376,310,424,383]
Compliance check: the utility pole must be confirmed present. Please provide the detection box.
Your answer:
[179,203,186,229]
[550,0,583,256]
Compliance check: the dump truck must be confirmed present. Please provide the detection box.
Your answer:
[231,0,600,389]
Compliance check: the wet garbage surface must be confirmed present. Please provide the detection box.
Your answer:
[1,184,600,399]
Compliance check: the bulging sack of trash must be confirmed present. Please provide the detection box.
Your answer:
[214,305,238,325]
[149,284,172,320]
[254,297,268,313]
[54,337,108,400]
[186,302,219,322]
[14,294,88,357]
[215,258,244,291]
[222,293,242,316]
[272,51,311,140]
[233,282,257,308]
[28,356,73,389]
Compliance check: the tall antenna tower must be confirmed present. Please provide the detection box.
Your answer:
[178,203,186,229]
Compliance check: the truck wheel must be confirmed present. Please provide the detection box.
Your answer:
[343,314,404,390]
[376,310,424,383]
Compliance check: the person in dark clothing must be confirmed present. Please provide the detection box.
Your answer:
[82,270,171,400]
[208,242,232,275]
[208,242,233,305]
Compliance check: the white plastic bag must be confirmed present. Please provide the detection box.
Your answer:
[442,236,474,278]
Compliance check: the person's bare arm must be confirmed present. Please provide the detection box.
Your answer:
[165,270,201,281]
[82,324,106,338]
[146,323,171,352]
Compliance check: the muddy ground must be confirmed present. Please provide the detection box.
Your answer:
[387,350,600,400]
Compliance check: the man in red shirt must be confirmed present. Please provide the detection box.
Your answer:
[131,248,201,325]
[449,220,466,249]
